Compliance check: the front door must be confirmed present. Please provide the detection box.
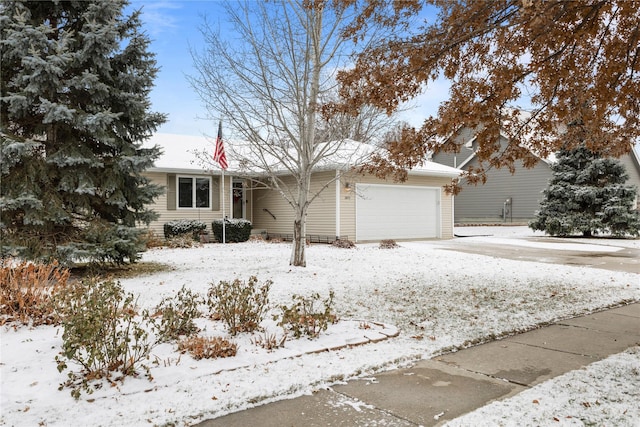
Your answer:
[232,180,244,219]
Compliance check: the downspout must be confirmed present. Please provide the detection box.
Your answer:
[335,170,341,239]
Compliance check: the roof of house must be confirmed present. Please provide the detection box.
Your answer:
[143,133,462,178]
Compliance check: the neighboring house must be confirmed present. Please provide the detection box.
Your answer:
[142,133,462,242]
[431,127,640,224]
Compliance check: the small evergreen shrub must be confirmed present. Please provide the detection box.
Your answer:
[0,259,70,326]
[177,336,237,359]
[379,239,399,249]
[54,279,155,399]
[277,291,338,339]
[212,219,252,242]
[152,286,203,342]
[163,219,207,239]
[332,239,355,249]
[207,276,271,335]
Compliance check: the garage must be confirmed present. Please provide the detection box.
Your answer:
[355,184,440,241]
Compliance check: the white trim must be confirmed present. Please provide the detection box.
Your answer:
[176,175,212,209]
[335,171,341,238]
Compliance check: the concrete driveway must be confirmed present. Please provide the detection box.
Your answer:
[437,233,640,274]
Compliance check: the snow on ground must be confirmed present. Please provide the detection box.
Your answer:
[445,346,640,427]
[1,226,639,426]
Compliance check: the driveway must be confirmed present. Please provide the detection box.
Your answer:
[437,230,640,274]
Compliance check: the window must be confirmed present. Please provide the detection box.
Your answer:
[178,177,211,208]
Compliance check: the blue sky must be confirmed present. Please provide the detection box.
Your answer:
[127,0,448,137]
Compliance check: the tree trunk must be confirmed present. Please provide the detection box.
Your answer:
[290,218,306,267]
[290,176,310,267]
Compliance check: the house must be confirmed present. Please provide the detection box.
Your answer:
[431,127,640,224]
[141,133,462,242]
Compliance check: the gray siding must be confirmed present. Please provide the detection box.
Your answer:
[454,158,551,223]
[431,127,476,168]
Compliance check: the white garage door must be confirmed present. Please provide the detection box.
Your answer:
[356,184,439,241]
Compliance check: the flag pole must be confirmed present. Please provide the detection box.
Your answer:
[214,119,228,244]
[221,168,226,244]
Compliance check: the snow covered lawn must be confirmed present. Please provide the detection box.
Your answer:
[1,227,639,426]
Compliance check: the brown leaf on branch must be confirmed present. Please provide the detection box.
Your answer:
[335,0,640,184]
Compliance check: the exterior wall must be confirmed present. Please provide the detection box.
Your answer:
[431,127,476,168]
[454,157,551,223]
[250,171,338,237]
[619,152,640,196]
[339,172,455,240]
[141,172,228,236]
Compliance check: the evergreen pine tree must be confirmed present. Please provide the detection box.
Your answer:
[530,145,640,237]
[1,0,166,264]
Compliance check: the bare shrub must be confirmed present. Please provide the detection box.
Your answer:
[277,291,338,339]
[54,279,155,399]
[379,239,399,249]
[139,229,165,249]
[207,276,271,335]
[332,239,355,249]
[152,286,203,342]
[251,331,287,351]
[166,235,202,248]
[178,336,237,359]
[0,259,70,326]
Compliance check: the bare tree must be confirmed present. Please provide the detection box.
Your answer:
[189,0,393,267]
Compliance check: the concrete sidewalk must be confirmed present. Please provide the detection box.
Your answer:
[196,303,640,427]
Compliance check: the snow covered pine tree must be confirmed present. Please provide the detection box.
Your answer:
[0,0,166,264]
[530,145,640,237]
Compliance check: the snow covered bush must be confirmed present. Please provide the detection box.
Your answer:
[277,291,338,339]
[54,279,155,399]
[163,219,207,240]
[212,219,252,242]
[207,276,271,335]
[152,286,203,342]
[0,259,70,326]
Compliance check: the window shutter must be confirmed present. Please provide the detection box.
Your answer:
[166,174,176,210]
[211,176,221,211]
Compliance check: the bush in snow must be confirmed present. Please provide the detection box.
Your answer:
[177,336,237,360]
[152,286,203,342]
[54,279,155,399]
[163,219,207,240]
[207,276,271,335]
[379,239,399,249]
[0,259,70,326]
[277,291,338,339]
[332,239,355,249]
[212,218,252,242]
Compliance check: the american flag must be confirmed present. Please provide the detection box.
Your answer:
[213,121,228,170]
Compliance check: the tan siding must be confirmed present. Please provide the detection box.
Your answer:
[339,174,356,240]
[305,171,337,236]
[251,171,338,237]
[620,153,640,195]
[141,172,226,237]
